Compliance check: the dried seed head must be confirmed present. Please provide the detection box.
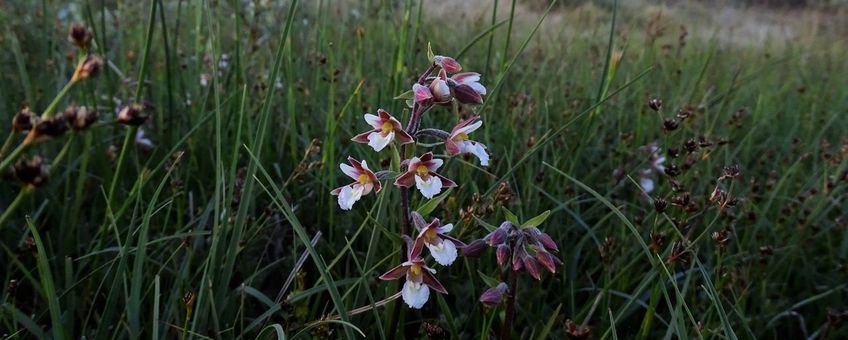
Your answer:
[12,107,36,133]
[663,118,679,131]
[599,237,615,266]
[720,165,741,180]
[654,197,668,213]
[649,231,665,254]
[69,24,93,49]
[422,321,447,338]
[683,139,697,153]
[565,319,591,340]
[666,240,690,265]
[671,192,692,209]
[63,105,98,131]
[711,229,731,248]
[6,279,18,298]
[664,164,681,177]
[182,291,196,307]
[648,97,663,111]
[34,115,69,139]
[14,156,49,187]
[72,55,103,82]
[495,182,513,202]
[116,103,150,126]
[676,106,694,120]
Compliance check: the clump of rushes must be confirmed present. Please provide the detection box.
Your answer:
[0,24,104,226]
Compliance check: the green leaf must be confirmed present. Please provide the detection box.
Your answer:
[26,217,66,340]
[426,41,434,62]
[394,89,414,100]
[501,207,520,226]
[521,210,551,229]
[474,215,498,232]
[416,188,452,216]
[535,304,562,340]
[257,324,287,340]
[477,271,500,288]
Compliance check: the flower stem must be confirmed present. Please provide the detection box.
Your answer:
[41,79,77,119]
[0,140,29,174]
[0,186,33,228]
[0,133,15,158]
[500,269,518,340]
[388,64,438,338]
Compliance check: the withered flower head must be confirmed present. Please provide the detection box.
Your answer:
[14,156,49,187]
[116,103,150,126]
[720,165,741,181]
[663,118,679,131]
[64,105,98,131]
[683,139,697,153]
[34,115,69,139]
[654,197,668,213]
[69,24,93,49]
[565,319,591,340]
[72,55,103,82]
[648,97,662,111]
[182,291,196,307]
[711,229,731,248]
[649,231,665,254]
[12,107,36,133]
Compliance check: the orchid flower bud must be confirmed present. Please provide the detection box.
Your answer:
[479,282,509,307]
[433,55,461,73]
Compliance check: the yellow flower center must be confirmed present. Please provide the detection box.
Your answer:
[357,173,370,184]
[409,264,422,276]
[381,121,394,134]
[454,132,469,141]
[424,228,438,242]
[416,165,429,178]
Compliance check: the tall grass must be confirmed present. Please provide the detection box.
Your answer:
[0,0,846,338]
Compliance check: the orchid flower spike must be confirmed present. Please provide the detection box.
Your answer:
[433,55,462,73]
[352,109,414,152]
[410,212,466,266]
[330,157,382,210]
[394,152,457,199]
[379,237,448,309]
[446,116,489,166]
[449,72,486,104]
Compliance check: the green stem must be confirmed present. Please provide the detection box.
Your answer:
[106,127,136,204]
[0,133,15,158]
[0,141,29,174]
[0,187,32,228]
[41,80,77,119]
